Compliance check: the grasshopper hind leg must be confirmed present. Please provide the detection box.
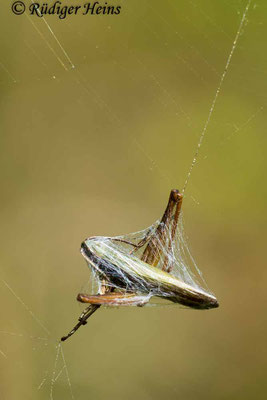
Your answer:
[77,292,150,307]
[61,304,100,342]
[61,279,108,342]
[61,292,149,341]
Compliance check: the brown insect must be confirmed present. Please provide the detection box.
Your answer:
[61,189,219,342]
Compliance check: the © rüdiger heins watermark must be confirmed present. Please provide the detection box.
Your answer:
[29,2,121,19]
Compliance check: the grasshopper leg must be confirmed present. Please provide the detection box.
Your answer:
[61,279,108,342]
[110,231,153,252]
[77,292,150,307]
[141,189,183,268]
[61,304,100,342]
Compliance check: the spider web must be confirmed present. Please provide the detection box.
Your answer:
[82,213,209,303]
[0,1,259,399]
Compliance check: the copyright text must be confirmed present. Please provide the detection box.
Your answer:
[12,1,122,18]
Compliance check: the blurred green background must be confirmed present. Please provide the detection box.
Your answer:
[0,0,266,399]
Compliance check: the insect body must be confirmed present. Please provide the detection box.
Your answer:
[81,239,218,309]
[61,189,219,342]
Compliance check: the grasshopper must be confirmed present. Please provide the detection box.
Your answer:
[61,189,219,341]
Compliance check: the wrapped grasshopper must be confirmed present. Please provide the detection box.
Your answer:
[61,189,218,342]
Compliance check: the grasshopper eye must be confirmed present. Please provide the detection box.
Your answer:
[208,298,219,309]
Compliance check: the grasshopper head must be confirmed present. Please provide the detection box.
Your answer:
[206,297,219,309]
[198,292,219,309]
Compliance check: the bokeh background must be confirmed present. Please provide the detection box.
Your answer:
[0,0,266,399]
